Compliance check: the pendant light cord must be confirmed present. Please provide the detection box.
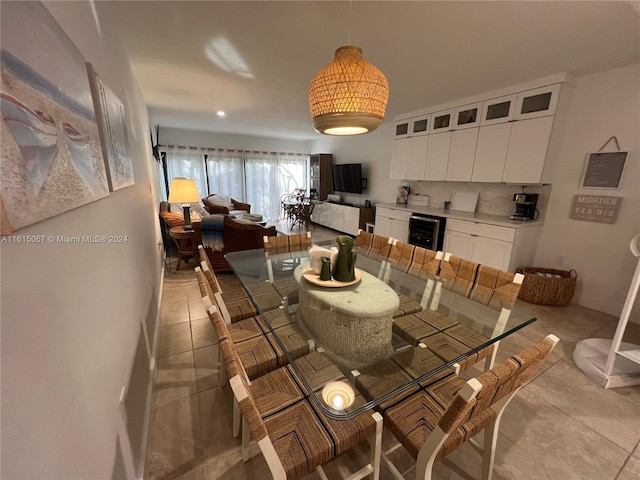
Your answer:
[348,0,352,45]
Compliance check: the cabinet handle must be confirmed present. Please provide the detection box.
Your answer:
[470,234,478,237]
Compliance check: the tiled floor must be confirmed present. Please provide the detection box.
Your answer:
[146,224,640,480]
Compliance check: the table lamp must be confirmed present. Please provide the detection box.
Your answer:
[168,177,200,230]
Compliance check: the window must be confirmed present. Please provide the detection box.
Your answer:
[164,147,308,220]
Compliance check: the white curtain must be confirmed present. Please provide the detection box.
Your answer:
[164,145,308,219]
[205,150,245,201]
[245,152,308,220]
[166,147,207,199]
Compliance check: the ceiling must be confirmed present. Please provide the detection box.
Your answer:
[99,1,640,141]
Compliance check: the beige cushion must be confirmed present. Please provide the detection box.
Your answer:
[160,211,184,228]
[207,194,234,209]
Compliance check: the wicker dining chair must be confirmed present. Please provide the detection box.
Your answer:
[431,260,526,370]
[369,234,394,262]
[354,229,374,255]
[263,231,312,254]
[223,335,384,480]
[382,334,559,480]
[198,245,221,293]
[438,253,480,298]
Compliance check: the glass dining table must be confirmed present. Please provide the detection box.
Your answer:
[225,239,536,420]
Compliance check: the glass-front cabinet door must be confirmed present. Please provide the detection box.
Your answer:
[410,114,430,137]
[394,120,411,139]
[428,108,455,134]
[480,94,517,126]
[453,102,482,130]
[515,84,561,120]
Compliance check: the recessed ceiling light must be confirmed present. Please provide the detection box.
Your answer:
[217,111,225,117]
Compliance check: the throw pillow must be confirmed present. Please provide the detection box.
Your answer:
[207,194,234,209]
[232,218,254,225]
[191,204,209,217]
[169,203,184,214]
[160,211,185,228]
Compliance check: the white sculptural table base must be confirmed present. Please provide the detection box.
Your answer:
[294,263,400,364]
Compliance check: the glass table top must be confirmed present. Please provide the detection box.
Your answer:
[225,239,536,419]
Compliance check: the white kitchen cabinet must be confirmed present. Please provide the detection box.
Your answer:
[453,102,482,130]
[428,109,455,134]
[410,114,430,137]
[390,138,410,179]
[407,136,429,179]
[444,218,540,272]
[515,84,561,120]
[375,207,411,242]
[502,116,554,184]
[374,215,392,238]
[390,76,570,184]
[394,120,410,139]
[472,236,513,271]
[443,230,475,259]
[312,202,375,236]
[391,135,429,180]
[446,128,479,181]
[480,94,517,126]
[472,122,512,182]
[424,132,451,181]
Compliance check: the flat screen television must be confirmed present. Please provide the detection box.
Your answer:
[332,163,363,194]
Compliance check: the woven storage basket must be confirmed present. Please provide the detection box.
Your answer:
[516,267,577,306]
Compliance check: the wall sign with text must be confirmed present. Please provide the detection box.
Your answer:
[570,195,622,224]
[580,151,628,189]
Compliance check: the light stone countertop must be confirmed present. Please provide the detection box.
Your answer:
[375,203,543,229]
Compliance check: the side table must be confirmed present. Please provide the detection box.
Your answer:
[169,226,196,270]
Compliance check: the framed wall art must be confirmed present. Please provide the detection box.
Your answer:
[0,1,109,234]
[580,151,628,189]
[87,63,134,191]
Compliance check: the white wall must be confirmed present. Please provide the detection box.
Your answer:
[533,63,640,317]
[0,2,162,479]
[311,63,640,319]
[309,122,397,206]
[158,126,311,153]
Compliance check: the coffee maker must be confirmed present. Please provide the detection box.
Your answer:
[510,193,538,221]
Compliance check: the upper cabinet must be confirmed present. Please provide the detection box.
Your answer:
[390,74,572,184]
[428,109,455,134]
[410,114,430,137]
[394,120,411,139]
[453,102,482,130]
[480,94,517,126]
[514,84,561,120]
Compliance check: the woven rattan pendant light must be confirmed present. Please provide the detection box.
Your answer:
[308,45,389,135]
[308,2,388,136]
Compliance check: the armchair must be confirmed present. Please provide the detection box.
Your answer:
[202,194,251,215]
[192,217,276,272]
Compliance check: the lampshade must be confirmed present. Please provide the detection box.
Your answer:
[168,178,200,204]
[321,381,355,410]
[308,45,389,136]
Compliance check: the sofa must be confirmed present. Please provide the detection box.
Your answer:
[202,194,251,215]
[159,201,276,272]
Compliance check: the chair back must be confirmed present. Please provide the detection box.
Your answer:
[369,234,394,261]
[264,232,311,253]
[206,304,231,341]
[438,334,559,435]
[468,265,524,311]
[388,239,416,272]
[354,229,374,259]
[225,346,269,444]
[195,267,215,309]
[198,245,221,291]
[407,247,443,280]
[439,253,479,297]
